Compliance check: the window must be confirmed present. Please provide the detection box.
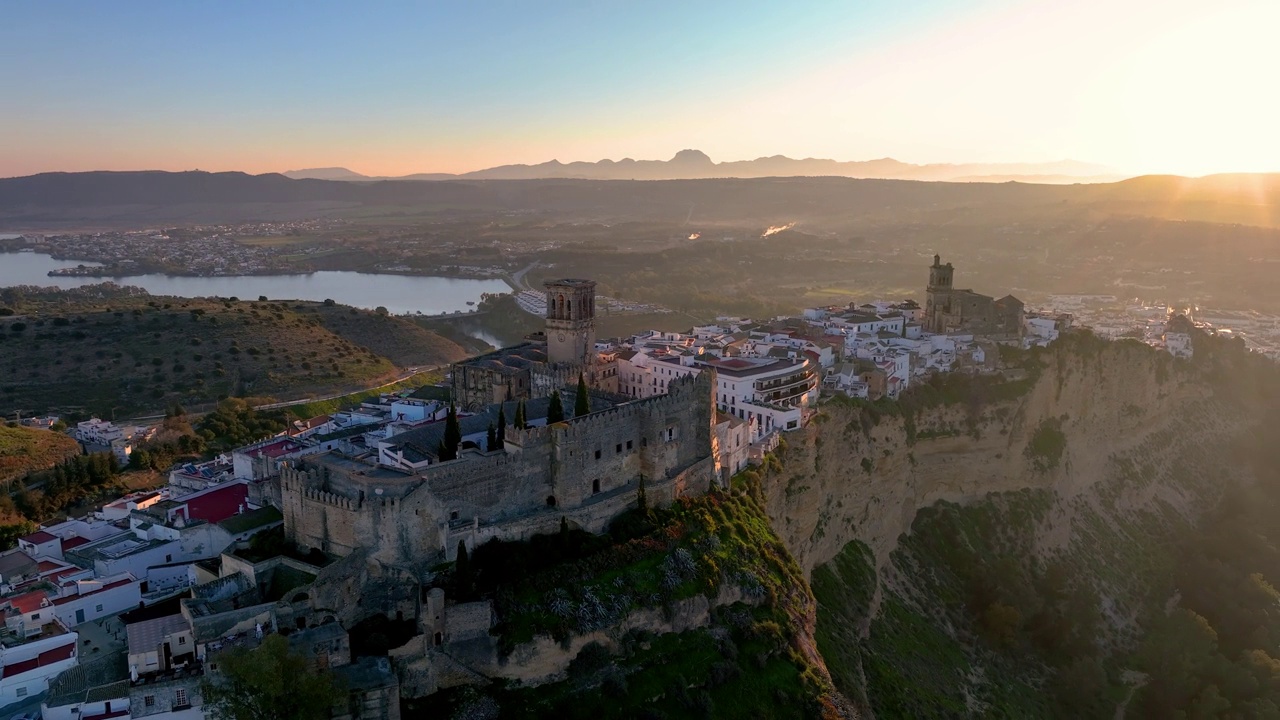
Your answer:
[592,479,600,494]
[175,688,189,707]
[594,449,601,460]
[15,688,26,698]
[31,613,39,620]
[96,604,104,612]
[450,511,459,521]
[626,440,633,451]
[178,636,187,645]
[145,696,156,707]
[615,443,621,454]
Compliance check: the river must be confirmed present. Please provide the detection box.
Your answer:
[0,251,510,316]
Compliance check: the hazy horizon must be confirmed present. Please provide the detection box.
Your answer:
[4,0,1279,178]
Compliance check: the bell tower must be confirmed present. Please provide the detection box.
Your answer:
[925,255,955,333]
[544,279,597,365]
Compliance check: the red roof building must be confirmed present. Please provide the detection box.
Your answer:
[8,590,49,615]
[181,482,250,524]
[19,531,57,545]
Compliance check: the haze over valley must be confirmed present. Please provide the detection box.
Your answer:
[3,2,1280,719]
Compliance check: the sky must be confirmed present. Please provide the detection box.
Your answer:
[2,0,1278,178]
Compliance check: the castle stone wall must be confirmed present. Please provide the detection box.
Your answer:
[282,372,718,567]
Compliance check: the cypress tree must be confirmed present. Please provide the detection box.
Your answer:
[486,423,497,451]
[495,406,506,450]
[455,541,473,598]
[637,474,648,515]
[443,402,461,459]
[574,373,590,417]
[547,391,565,424]
[514,400,526,430]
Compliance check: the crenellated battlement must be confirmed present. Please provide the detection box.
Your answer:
[280,362,718,567]
[301,487,359,511]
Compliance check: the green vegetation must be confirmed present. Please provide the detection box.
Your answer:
[278,370,442,420]
[546,391,565,424]
[0,289,465,417]
[1026,418,1067,472]
[0,424,79,483]
[420,487,840,718]
[198,399,287,453]
[575,372,590,416]
[1129,473,1280,717]
[201,634,344,720]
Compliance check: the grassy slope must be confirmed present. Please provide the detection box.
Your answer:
[410,489,841,719]
[0,425,80,483]
[0,294,466,417]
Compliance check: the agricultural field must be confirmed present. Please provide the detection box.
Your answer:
[0,291,469,418]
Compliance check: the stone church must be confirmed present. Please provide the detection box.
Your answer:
[451,278,616,411]
[923,255,1024,336]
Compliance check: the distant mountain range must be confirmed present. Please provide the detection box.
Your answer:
[284,149,1123,184]
[4,170,1279,230]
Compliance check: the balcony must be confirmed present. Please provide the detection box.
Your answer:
[754,371,814,394]
[756,375,817,405]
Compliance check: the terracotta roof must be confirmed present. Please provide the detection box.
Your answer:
[21,531,57,545]
[37,560,63,573]
[246,438,301,458]
[61,536,91,551]
[9,590,49,614]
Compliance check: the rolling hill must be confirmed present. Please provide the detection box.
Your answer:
[3,170,1280,229]
[0,290,469,418]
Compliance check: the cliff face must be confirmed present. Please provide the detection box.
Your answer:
[763,334,1276,716]
[765,339,1255,577]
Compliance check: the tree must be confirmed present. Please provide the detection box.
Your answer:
[201,633,343,720]
[495,406,506,450]
[441,402,462,460]
[514,400,526,430]
[547,391,565,424]
[637,474,648,515]
[455,541,474,598]
[575,373,590,416]
[486,423,497,452]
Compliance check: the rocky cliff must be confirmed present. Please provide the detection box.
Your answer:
[767,336,1252,576]
[764,332,1277,716]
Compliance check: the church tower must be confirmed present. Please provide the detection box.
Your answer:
[544,279,597,365]
[925,255,955,333]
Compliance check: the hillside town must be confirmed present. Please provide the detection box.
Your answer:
[0,257,1242,719]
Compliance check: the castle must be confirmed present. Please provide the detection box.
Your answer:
[281,278,719,567]
[451,279,615,411]
[923,255,1024,336]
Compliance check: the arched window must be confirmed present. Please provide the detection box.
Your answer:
[546,495,557,507]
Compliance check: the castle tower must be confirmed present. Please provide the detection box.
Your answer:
[544,278,597,365]
[925,255,955,333]
[927,254,954,291]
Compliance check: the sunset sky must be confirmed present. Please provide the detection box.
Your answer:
[3,0,1277,178]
